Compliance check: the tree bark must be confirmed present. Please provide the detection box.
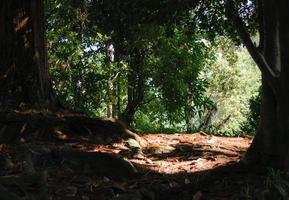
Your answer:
[120,48,145,128]
[227,0,289,170]
[105,43,118,119]
[278,0,289,169]
[0,0,55,110]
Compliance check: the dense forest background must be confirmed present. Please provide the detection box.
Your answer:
[46,1,260,135]
[2,0,289,199]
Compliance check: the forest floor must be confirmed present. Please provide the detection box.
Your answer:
[87,132,267,200]
[44,132,271,200]
[86,132,256,200]
[1,129,276,200]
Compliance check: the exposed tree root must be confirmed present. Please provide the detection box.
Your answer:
[0,111,145,146]
[0,111,145,199]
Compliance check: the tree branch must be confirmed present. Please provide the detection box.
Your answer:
[138,96,159,108]
[225,1,279,91]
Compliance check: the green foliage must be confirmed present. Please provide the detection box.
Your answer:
[47,0,111,116]
[130,24,214,132]
[193,0,257,43]
[265,168,289,199]
[46,0,262,135]
[47,1,213,127]
[150,26,213,121]
[240,89,261,135]
[134,108,180,133]
[204,37,261,134]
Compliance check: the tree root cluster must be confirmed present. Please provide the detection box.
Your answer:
[0,111,145,145]
[0,143,139,199]
[0,111,144,199]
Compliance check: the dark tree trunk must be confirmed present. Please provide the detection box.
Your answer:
[120,48,145,128]
[227,0,289,170]
[0,0,55,110]
[245,79,281,167]
[277,0,289,169]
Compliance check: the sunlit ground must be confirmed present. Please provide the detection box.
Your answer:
[87,132,252,174]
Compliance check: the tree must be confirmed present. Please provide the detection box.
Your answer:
[132,25,213,132]
[225,1,289,169]
[88,0,200,121]
[205,37,260,133]
[0,0,55,110]
[240,89,261,135]
[47,1,216,131]
[119,47,146,127]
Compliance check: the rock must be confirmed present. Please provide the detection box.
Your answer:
[126,138,142,149]
[125,138,145,158]
[119,147,143,158]
[125,131,147,147]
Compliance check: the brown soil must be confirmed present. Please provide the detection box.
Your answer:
[82,132,263,200]
[0,124,274,200]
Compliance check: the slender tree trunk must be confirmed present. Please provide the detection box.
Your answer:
[106,77,118,118]
[120,48,145,128]
[105,43,118,119]
[0,0,55,110]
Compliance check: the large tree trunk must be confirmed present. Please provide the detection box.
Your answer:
[227,0,289,170]
[277,0,289,169]
[244,79,282,167]
[0,0,55,110]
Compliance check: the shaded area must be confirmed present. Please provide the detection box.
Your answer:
[0,119,275,200]
[0,111,142,144]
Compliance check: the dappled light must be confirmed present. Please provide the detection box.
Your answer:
[1,0,289,199]
[87,133,251,174]
[0,131,256,199]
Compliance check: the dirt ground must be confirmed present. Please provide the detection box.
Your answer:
[1,131,274,200]
[91,132,251,174]
[53,132,266,200]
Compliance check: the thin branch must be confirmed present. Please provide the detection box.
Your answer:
[225,1,279,91]
[138,96,159,107]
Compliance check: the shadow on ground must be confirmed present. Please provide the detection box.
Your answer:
[0,118,272,200]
